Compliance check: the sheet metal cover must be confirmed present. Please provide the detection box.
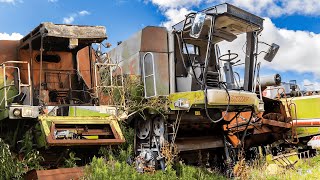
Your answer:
[41,22,107,39]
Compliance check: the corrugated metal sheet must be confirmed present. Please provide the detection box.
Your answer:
[41,22,107,39]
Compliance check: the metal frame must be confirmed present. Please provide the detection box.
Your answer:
[243,32,256,92]
[46,117,125,146]
[44,71,73,90]
[94,62,125,107]
[1,61,32,107]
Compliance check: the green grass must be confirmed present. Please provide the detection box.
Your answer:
[83,152,320,180]
[83,156,226,180]
[0,138,43,180]
[247,155,320,180]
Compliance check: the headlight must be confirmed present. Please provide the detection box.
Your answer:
[13,108,22,117]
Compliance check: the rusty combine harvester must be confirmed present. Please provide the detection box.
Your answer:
[107,3,294,174]
[0,23,125,164]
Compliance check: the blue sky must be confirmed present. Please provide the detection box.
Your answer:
[1,0,320,90]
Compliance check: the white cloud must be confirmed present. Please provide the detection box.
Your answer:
[149,0,201,9]
[303,79,320,91]
[260,18,320,76]
[216,18,320,78]
[0,0,15,3]
[79,10,90,16]
[152,1,320,79]
[0,0,22,4]
[149,0,320,17]
[48,0,58,2]
[0,32,23,40]
[62,10,90,24]
[161,8,191,29]
[212,0,320,17]
[63,16,75,24]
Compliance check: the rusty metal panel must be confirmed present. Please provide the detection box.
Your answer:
[0,40,19,63]
[175,136,224,151]
[20,23,106,51]
[261,118,291,128]
[36,22,106,39]
[24,167,84,180]
[141,26,168,53]
[19,49,74,88]
[0,40,20,79]
[77,47,93,88]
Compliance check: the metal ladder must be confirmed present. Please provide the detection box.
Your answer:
[94,62,125,108]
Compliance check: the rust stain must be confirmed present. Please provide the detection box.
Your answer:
[24,167,84,180]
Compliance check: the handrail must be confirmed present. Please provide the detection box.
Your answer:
[275,87,298,144]
[0,61,32,107]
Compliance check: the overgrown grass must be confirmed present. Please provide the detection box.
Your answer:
[247,155,320,180]
[83,156,226,180]
[84,146,320,180]
[84,121,320,180]
[83,122,226,180]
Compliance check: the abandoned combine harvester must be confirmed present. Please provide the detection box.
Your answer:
[107,3,293,172]
[0,23,125,163]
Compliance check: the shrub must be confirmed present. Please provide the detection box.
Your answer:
[0,138,43,180]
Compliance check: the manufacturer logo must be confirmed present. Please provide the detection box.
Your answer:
[226,95,250,103]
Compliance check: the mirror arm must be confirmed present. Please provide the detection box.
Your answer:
[258,41,272,47]
[255,50,268,56]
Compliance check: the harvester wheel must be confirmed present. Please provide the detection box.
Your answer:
[136,119,151,139]
[134,116,167,171]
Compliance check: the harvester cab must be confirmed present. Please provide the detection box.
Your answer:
[172,4,279,95]
[108,3,291,175]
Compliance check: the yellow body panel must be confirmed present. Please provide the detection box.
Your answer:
[38,115,124,140]
[169,89,260,111]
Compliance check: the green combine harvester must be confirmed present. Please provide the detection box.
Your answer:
[107,3,295,175]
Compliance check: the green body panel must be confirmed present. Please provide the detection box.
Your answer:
[286,95,320,119]
[169,91,205,110]
[169,89,260,111]
[69,106,110,117]
[296,127,320,138]
[282,95,320,138]
[36,106,123,147]
[0,72,18,120]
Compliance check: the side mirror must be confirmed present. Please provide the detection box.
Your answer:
[105,42,112,48]
[264,43,280,62]
[190,12,206,39]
